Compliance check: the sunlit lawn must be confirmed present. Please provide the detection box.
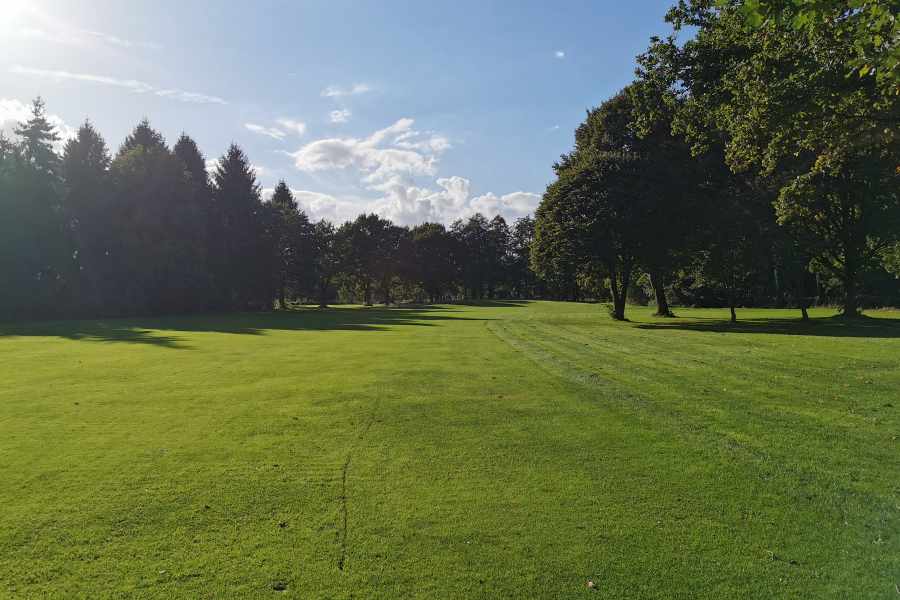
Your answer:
[1,302,898,598]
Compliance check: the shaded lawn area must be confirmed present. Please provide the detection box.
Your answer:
[0,303,897,598]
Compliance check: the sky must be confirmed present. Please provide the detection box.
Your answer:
[0,0,678,225]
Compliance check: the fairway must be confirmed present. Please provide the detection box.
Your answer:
[1,302,898,598]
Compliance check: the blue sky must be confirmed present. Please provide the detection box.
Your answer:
[1,0,677,224]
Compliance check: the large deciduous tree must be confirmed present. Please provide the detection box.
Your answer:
[654,0,900,316]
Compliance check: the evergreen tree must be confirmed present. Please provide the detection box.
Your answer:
[270,181,313,308]
[311,220,342,308]
[15,97,61,174]
[111,120,203,314]
[119,118,167,155]
[173,133,215,309]
[62,121,112,314]
[211,143,274,310]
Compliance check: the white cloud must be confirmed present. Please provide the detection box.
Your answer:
[10,65,227,105]
[245,123,286,140]
[276,118,306,136]
[259,177,538,226]
[0,97,76,150]
[329,109,351,124]
[289,118,446,186]
[368,177,539,225]
[282,118,536,225]
[555,50,566,59]
[321,83,371,98]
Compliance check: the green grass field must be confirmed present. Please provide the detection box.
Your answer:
[1,302,898,598]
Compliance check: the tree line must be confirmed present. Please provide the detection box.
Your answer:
[3,0,898,322]
[531,0,899,320]
[0,104,538,319]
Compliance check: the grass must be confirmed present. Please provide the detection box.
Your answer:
[1,302,898,598]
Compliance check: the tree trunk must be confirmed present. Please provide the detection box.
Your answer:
[318,277,329,308]
[279,278,286,310]
[842,259,860,317]
[363,280,372,306]
[608,262,631,321]
[730,304,737,323]
[383,277,392,305]
[797,269,810,321]
[650,270,673,317]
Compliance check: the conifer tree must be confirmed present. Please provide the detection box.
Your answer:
[15,97,61,174]
[62,121,112,313]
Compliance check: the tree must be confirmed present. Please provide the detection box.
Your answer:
[1,99,68,318]
[730,0,899,85]
[656,0,900,316]
[410,222,458,303]
[342,214,398,305]
[112,121,206,314]
[486,215,511,298]
[15,97,61,175]
[119,118,167,155]
[452,213,506,300]
[531,181,581,301]
[311,220,342,308]
[536,90,685,320]
[173,133,215,309]
[211,143,274,310]
[62,121,112,313]
[270,181,313,308]
[508,216,536,298]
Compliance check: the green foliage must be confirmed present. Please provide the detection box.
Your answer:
[410,222,458,303]
[727,0,900,85]
[644,0,900,315]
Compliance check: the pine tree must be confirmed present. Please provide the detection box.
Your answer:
[112,120,193,314]
[62,121,112,313]
[2,99,68,317]
[173,133,214,309]
[211,144,274,309]
[15,97,61,174]
[271,181,300,308]
[173,133,208,188]
[271,180,298,213]
[118,118,166,156]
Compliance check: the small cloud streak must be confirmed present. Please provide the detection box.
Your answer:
[10,65,227,105]
[329,109,351,124]
[321,83,371,98]
[276,118,306,136]
[19,26,161,50]
[245,123,286,140]
[554,50,565,59]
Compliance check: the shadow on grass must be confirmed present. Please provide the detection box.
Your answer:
[634,314,900,339]
[0,306,485,349]
[448,300,532,308]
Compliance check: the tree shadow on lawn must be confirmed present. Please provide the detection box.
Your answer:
[0,306,486,349]
[634,314,900,339]
[447,299,532,308]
